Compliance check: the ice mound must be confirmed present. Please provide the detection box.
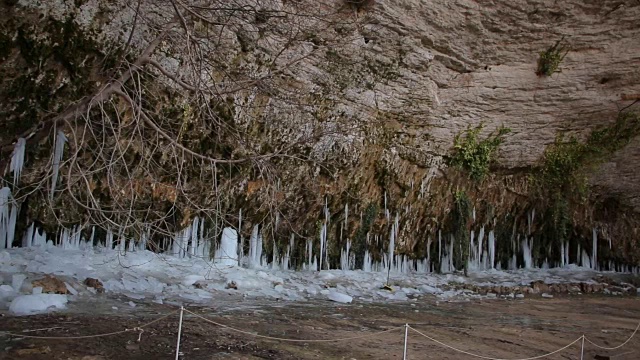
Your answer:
[327,291,352,303]
[9,294,68,315]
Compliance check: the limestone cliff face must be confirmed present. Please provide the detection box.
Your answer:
[1,0,639,269]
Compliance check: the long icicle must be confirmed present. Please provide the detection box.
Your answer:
[50,130,67,200]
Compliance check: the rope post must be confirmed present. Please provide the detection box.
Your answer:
[580,335,585,360]
[175,306,184,360]
[403,323,409,360]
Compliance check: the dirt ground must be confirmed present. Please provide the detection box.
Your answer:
[1,294,639,360]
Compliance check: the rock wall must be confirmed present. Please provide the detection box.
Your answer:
[1,0,639,270]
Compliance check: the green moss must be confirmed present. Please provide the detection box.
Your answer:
[536,38,568,77]
[448,124,511,181]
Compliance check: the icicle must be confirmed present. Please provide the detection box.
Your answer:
[592,228,597,271]
[477,226,485,269]
[560,241,565,267]
[449,235,454,272]
[426,236,432,272]
[6,196,18,249]
[363,249,371,272]
[189,217,199,257]
[272,241,279,270]
[319,221,327,270]
[238,209,243,263]
[344,203,349,227]
[388,216,396,272]
[324,197,329,223]
[214,227,238,266]
[257,230,263,267]
[106,228,113,250]
[581,248,591,269]
[89,226,96,248]
[488,230,495,269]
[306,238,313,270]
[138,228,148,252]
[50,130,67,200]
[249,224,260,268]
[469,230,476,271]
[127,236,135,252]
[522,237,533,269]
[284,233,294,270]
[438,229,442,266]
[341,240,351,271]
[22,223,34,248]
[10,138,26,185]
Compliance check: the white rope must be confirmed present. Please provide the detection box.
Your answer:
[0,310,178,340]
[584,319,640,350]
[183,309,402,343]
[408,326,583,360]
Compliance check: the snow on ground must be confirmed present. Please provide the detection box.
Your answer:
[0,246,627,315]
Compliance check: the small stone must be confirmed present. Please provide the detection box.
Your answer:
[84,278,104,293]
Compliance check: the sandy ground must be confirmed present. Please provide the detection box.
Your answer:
[1,294,639,360]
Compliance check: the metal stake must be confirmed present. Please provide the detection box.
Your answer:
[175,306,184,360]
[403,323,409,360]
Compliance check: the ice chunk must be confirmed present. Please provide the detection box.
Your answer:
[9,294,68,315]
[182,275,205,287]
[32,287,43,295]
[12,274,26,293]
[419,284,442,294]
[0,251,10,262]
[327,291,352,304]
[64,282,78,295]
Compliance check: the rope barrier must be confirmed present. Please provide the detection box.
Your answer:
[408,326,583,360]
[0,310,178,340]
[584,319,640,350]
[1,304,638,360]
[183,309,403,343]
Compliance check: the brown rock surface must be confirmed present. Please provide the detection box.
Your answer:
[32,275,68,294]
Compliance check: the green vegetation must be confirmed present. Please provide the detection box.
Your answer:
[533,111,640,249]
[449,124,511,181]
[536,38,568,77]
[536,112,640,200]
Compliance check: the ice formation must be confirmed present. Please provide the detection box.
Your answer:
[10,138,26,184]
[9,294,68,315]
[50,130,67,200]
